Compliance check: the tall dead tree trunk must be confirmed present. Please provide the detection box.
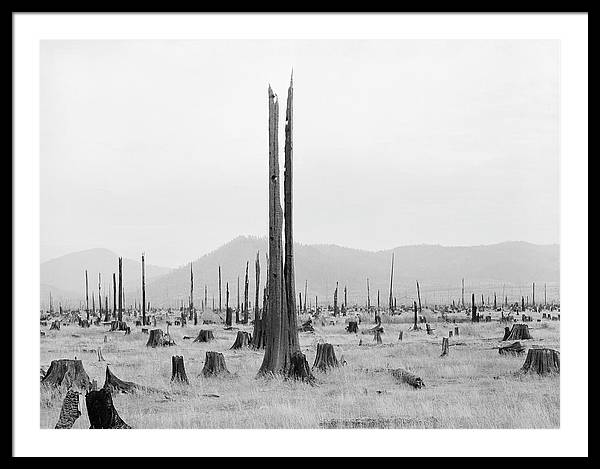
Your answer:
[98,273,102,320]
[118,257,123,322]
[333,282,339,316]
[251,251,265,349]
[344,285,347,310]
[461,278,465,309]
[389,253,394,312]
[225,282,231,327]
[237,275,240,323]
[471,293,478,322]
[112,273,117,320]
[304,280,308,315]
[367,278,371,319]
[85,270,89,321]
[218,266,222,314]
[258,79,311,383]
[141,254,146,326]
[190,263,196,325]
[244,260,249,324]
[416,281,422,313]
[413,301,419,330]
[532,282,535,307]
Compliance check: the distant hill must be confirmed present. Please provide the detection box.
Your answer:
[40,238,559,310]
[143,236,559,309]
[40,248,171,308]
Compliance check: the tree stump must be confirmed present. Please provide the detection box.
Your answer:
[50,320,61,331]
[520,348,560,375]
[398,331,403,341]
[103,365,140,394]
[287,352,315,384]
[171,356,189,384]
[85,388,131,429]
[230,331,251,350]
[426,323,434,335]
[141,328,149,334]
[440,337,449,357]
[201,352,230,377]
[448,330,453,338]
[97,347,105,362]
[502,326,511,341]
[313,343,340,372]
[373,330,382,344]
[298,318,314,332]
[146,329,174,347]
[41,359,91,391]
[390,368,425,389]
[505,324,532,341]
[499,341,526,356]
[55,389,81,429]
[193,329,215,343]
[346,321,358,333]
[124,326,131,335]
[454,326,459,336]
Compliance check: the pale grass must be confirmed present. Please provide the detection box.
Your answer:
[40,316,559,429]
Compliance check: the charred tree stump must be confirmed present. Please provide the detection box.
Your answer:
[287,352,315,384]
[499,341,526,356]
[41,359,91,391]
[398,331,403,341]
[502,326,511,341]
[520,348,560,375]
[391,368,425,389]
[505,324,532,341]
[85,388,131,429]
[346,321,358,333]
[440,337,449,357]
[193,329,215,343]
[50,320,61,331]
[313,343,340,372]
[202,351,230,377]
[55,389,81,429]
[103,366,140,394]
[171,356,189,384]
[230,331,252,350]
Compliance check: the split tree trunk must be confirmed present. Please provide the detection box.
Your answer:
[171,356,189,384]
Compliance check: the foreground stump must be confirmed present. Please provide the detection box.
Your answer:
[440,337,449,357]
[499,341,526,356]
[171,356,190,384]
[85,388,131,429]
[286,352,315,384]
[193,329,215,343]
[230,331,252,350]
[103,366,140,394]
[313,343,340,372]
[41,359,91,391]
[505,324,532,341]
[201,352,230,377]
[55,389,81,429]
[520,348,560,375]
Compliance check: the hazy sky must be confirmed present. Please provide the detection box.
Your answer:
[40,40,559,268]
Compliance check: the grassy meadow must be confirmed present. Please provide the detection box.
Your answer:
[40,311,559,429]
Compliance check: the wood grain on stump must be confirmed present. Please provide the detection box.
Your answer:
[230,331,252,350]
[520,348,559,375]
[202,351,230,377]
[171,355,189,384]
[41,359,91,391]
[193,329,215,343]
[505,324,532,341]
[313,343,340,372]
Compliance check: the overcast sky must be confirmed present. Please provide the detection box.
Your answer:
[40,40,559,268]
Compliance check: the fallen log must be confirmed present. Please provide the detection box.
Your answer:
[499,341,526,356]
[390,368,425,389]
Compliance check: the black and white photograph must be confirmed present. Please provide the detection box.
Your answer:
[13,12,588,457]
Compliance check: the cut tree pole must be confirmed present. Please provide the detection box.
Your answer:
[389,253,394,312]
[41,359,91,391]
[103,365,140,394]
[416,281,422,313]
[243,261,249,324]
[86,388,131,429]
[193,329,215,342]
[505,324,532,341]
[230,331,252,349]
[204,285,207,312]
[237,275,240,323]
[440,337,449,357]
[98,273,102,320]
[258,78,312,383]
[171,356,189,384]
[520,348,559,375]
[313,343,340,372]
[202,351,230,377]
[532,282,535,307]
[367,278,371,317]
[190,263,195,326]
[461,278,465,308]
[344,285,347,310]
[55,389,81,429]
[85,270,89,321]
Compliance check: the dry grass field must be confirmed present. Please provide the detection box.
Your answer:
[40,312,559,429]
